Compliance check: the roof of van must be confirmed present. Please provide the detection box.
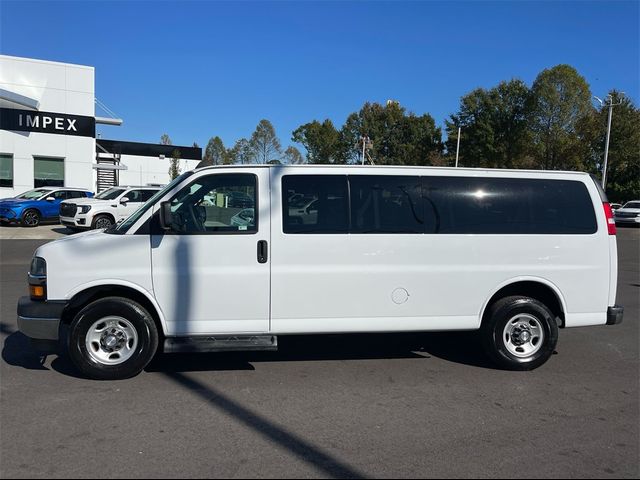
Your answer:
[192,163,593,177]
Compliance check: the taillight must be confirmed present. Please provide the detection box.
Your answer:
[603,202,616,235]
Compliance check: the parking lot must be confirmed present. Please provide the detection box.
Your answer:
[0,226,638,478]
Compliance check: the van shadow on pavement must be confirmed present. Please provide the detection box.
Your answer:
[3,330,496,378]
[146,331,495,374]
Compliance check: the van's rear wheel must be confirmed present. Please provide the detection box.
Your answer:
[481,296,558,370]
[68,297,158,380]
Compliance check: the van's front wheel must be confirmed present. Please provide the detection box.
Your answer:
[481,296,558,370]
[68,297,158,380]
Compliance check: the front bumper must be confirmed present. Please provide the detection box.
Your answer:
[60,215,88,228]
[0,209,19,223]
[607,305,624,325]
[17,296,66,340]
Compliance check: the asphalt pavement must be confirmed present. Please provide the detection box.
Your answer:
[0,228,638,478]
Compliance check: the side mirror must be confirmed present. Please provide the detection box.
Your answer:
[46,196,55,202]
[159,201,172,231]
[120,197,130,205]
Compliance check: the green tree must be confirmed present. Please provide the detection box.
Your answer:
[168,149,181,180]
[292,119,346,164]
[227,138,255,165]
[202,136,227,166]
[591,92,640,201]
[528,64,594,170]
[341,101,442,165]
[282,145,305,165]
[160,134,172,146]
[250,119,282,164]
[445,79,531,168]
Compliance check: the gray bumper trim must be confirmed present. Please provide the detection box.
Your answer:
[17,316,61,340]
[607,305,624,325]
[16,296,66,340]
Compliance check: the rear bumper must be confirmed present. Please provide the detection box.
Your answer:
[17,296,66,340]
[607,305,624,325]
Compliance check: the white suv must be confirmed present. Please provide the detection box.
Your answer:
[59,185,162,230]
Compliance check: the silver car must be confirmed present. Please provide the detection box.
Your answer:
[613,200,640,225]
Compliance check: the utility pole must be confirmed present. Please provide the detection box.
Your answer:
[593,94,623,190]
[359,135,373,166]
[455,126,461,167]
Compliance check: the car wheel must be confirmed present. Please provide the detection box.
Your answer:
[68,297,159,380]
[92,214,113,230]
[21,209,41,227]
[481,296,558,371]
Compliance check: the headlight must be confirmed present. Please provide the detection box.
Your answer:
[29,257,47,300]
[80,205,92,214]
[30,257,46,277]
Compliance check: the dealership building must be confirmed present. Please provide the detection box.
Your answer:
[0,55,202,197]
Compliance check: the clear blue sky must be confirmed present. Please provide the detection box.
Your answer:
[1,0,638,151]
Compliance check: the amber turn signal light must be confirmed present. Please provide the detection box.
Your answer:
[30,285,45,299]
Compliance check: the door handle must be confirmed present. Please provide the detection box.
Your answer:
[257,240,268,264]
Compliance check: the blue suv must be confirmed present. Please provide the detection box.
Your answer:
[0,187,93,227]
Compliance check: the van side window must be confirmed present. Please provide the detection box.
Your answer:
[350,176,424,233]
[282,175,349,233]
[422,177,597,234]
[168,174,257,234]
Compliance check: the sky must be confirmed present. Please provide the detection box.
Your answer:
[1,0,638,152]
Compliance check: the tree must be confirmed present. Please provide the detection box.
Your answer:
[282,145,305,165]
[160,134,171,146]
[591,92,640,201]
[341,101,442,165]
[168,149,181,180]
[250,119,282,164]
[227,138,255,165]
[292,119,346,164]
[528,65,594,171]
[202,136,227,167]
[445,79,531,168]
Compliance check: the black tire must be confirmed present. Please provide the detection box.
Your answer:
[91,214,114,230]
[21,209,41,227]
[481,296,558,371]
[68,297,159,380]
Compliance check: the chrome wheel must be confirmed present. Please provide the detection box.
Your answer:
[22,210,40,227]
[85,316,138,366]
[503,313,545,358]
[94,216,113,229]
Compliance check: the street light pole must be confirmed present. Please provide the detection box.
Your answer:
[455,126,461,167]
[594,94,623,190]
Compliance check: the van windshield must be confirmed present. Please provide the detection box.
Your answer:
[110,171,194,234]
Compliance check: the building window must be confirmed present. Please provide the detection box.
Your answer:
[34,157,64,188]
[0,154,13,188]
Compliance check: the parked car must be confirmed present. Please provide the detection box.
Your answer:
[230,208,255,228]
[613,200,640,225]
[0,187,93,227]
[59,185,162,230]
[610,203,622,212]
[227,191,254,208]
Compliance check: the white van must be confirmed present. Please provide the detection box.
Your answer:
[17,165,623,380]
